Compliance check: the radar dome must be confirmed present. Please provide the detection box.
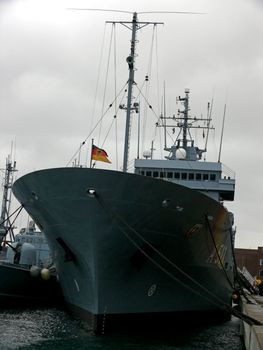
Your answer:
[142,150,151,159]
[176,148,186,160]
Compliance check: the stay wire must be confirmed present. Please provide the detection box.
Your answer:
[134,83,169,147]
[95,194,234,310]
[88,24,107,144]
[228,223,255,303]
[92,87,127,169]
[0,205,23,229]
[66,81,128,167]
[154,27,163,158]
[95,193,223,308]
[113,24,119,170]
[98,24,114,146]
[205,214,235,290]
[154,25,160,118]
[134,84,159,121]
[141,25,156,153]
[0,205,24,245]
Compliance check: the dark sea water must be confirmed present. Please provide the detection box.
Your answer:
[0,307,245,350]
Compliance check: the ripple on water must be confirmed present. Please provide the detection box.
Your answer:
[0,308,84,349]
[0,308,244,350]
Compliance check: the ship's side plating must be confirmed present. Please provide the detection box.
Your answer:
[13,167,235,331]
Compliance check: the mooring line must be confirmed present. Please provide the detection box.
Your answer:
[93,191,262,326]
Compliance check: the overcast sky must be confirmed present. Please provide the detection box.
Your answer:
[0,0,263,249]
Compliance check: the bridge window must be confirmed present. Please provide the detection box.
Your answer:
[153,171,158,178]
[167,172,173,179]
[181,173,187,180]
[140,170,145,175]
[203,174,209,180]
[189,173,194,180]
[146,171,151,177]
[160,172,165,178]
[210,174,216,181]
[174,172,180,179]
[196,173,201,180]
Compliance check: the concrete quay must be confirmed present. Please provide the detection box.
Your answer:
[241,295,263,350]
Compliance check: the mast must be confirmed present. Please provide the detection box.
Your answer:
[160,88,214,161]
[122,12,137,173]
[107,13,163,172]
[204,99,213,154]
[0,155,17,240]
[179,88,190,149]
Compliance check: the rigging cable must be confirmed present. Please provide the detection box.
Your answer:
[154,25,163,159]
[0,205,23,228]
[66,81,128,167]
[227,219,256,304]
[87,24,107,152]
[2,205,24,253]
[113,23,119,171]
[218,103,227,163]
[0,205,24,245]
[85,24,107,166]
[92,87,128,169]
[205,213,235,290]
[141,25,156,155]
[95,192,227,307]
[134,83,174,154]
[98,24,114,146]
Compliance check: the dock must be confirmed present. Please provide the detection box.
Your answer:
[241,295,263,350]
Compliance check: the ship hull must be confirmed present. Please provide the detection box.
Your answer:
[13,168,235,333]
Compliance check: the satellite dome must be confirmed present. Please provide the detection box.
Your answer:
[142,150,151,159]
[176,148,186,160]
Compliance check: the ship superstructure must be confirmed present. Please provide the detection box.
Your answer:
[134,88,235,203]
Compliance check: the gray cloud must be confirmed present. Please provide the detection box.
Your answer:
[0,0,262,248]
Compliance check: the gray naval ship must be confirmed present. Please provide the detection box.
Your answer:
[12,12,236,333]
[0,155,62,306]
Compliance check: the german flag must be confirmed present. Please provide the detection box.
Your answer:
[91,145,111,163]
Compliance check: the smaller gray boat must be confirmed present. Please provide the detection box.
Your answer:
[0,155,62,307]
[0,222,63,307]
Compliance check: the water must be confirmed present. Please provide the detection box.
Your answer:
[0,307,245,350]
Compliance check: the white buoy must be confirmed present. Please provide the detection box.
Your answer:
[40,268,51,280]
[30,265,41,278]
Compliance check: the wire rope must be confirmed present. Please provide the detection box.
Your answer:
[94,192,261,325]
[141,25,156,154]
[98,25,114,146]
[113,24,119,171]
[66,81,128,167]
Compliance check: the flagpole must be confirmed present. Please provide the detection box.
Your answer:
[90,138,94,168]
